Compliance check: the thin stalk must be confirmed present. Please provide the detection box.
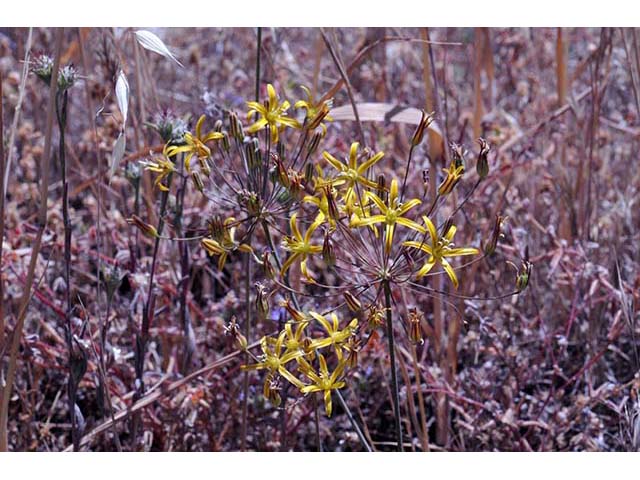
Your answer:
[133,172,173,447]
[56,84,82,451]
[383,280,403,451]
[313,395,322,452]
[335,389,372,452]
[0,28,63,452]
[240,245,253,451]
[411,344,429,451]
[175,172,192,374]
[0,70,5,350]
[240,26,262,451]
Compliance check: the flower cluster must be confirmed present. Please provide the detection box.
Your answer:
[242,306,358,417]
[130,82,525,435]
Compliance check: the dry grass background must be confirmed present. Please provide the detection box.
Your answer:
[0,27,639,451]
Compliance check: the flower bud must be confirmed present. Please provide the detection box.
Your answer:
[191,171,205,193]
[221,131,231,152]
[281,299,306,323]
[229,112,244,141]
[345,336,361,368]
[476,138,490,179]
[304,162,315,185]
[224,316,247,350]
[450,142,466,169]
[376,174,387,201]
[274,154,289,187]
[516,259,532,293]
[322,231,336,268]
[127,215,158,238]
[484,215,507,256]
[308,102,331,131]
[255,283,270,321]
[343,291,362,313]
[306,131,323,157]
[264,373,282,407]
[324,187,340,224]
[407,308,424,345]
[411,110,434,147]
[262,251,277,280]
[197,156,211,177]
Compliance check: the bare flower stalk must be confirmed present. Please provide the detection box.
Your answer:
[0,28,64,452]
[383,280,403,452]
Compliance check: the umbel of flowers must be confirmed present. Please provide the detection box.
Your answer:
[132,83,527,449]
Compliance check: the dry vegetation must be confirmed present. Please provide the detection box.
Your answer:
[0,27,639,452]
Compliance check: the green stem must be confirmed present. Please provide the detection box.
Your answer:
[384,280,403,451]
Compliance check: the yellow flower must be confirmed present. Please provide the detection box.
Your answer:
[438,160,464,196]
[164,114,223,173]
[322,142,383,208]
[242,331,306,391]
[283,320,310,356]
[300,354,346,417]
[246,84,300,144]
[294,85,333,133]
[352,178,425,255]
[309,312,358,360]
[403,216,479,288]
[140,156,175,191]
[201,217,252,271]
[281,213,323,283]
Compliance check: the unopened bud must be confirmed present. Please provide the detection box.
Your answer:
[325,187,340,224]
[221,131,231,152]
[484,215,507,256]
[306,131,322,157]
[229,112,244,141]
[308,102,331,131]
[197,156,211,177]
[263,373,282,407]
[450,142,466,169]
[262,251,277,280]
[274,154,289,187]
[345,336,361,368]
[411,110,434,147]
[224,316,247,350]
[281,299,306,323]
[343,291,362,313]
[476,138,490,179]
[256,284,270,321]
[304,162,315,185]
[516,259,532,293]
[376,174,387,201]
[127,215,158,238]
[322,231,336,268]
[191,171,205,193]
[407,308,424,345]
